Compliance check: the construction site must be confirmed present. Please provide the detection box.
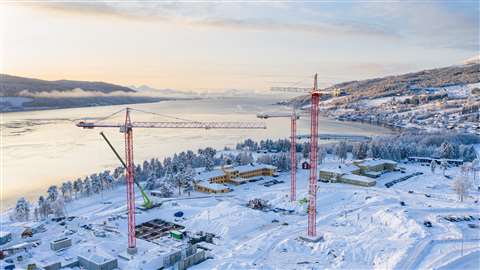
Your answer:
[1,74,478,269]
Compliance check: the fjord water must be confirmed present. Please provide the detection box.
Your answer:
[1,97,391,209]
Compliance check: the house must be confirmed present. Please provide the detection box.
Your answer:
[301,160,310,170]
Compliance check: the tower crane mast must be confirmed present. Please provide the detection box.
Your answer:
[76,107,266,254]
[269,74,321,238]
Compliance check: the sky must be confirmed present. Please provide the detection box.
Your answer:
[0,0,478,91]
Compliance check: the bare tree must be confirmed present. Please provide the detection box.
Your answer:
[453,175,472,202]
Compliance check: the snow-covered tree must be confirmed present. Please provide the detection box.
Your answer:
[439,142,454,159]
[144,176,158,190]
[336,141,348,163]
[452,175,472,202]
[61,182,69,199]
[157,183,173,198]
[430,160,437,174]
[38,196,49,219]
[47,185,58,202]
[83,177,91,196]
[318,146,327,164]
[73,178,83,198]
[236,152,254,166]
[52,197,66,218]
[15,197,30,221]
[302,144,309,159]
[441,160,449,176]
[91,175,102,194]
[352,142,368,160]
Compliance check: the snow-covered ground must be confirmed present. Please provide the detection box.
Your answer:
[1,157,479,269]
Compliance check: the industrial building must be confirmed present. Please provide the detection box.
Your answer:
[50,237,72,251]
[319,159,397,187]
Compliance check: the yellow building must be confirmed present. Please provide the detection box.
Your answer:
[223,164,277,184]
[193,164,277,193]
[194,182,231,193]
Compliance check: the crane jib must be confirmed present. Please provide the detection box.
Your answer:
[77,121,266,129]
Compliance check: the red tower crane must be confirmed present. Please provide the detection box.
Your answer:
[308,73,320,237]
[269,74,322,238]
[76,108,266,254]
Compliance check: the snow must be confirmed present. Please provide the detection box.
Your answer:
[195,170,225,181]
[342,173,376,184]
[224,163,277,173]
[1,155,479,269]
[358,159,397,167]
[195,181,229,191]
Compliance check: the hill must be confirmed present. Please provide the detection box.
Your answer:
[289,63,480,107]
[0,74,135,96]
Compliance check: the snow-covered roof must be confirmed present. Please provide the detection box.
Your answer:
[357,159,397,167]
[195,181,229,191]
[319,164,359,175]
[195,170,225,181]
[225,164,277,173]
[78,253,116,264]
[342,173,376,184]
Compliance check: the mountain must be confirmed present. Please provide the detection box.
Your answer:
[288,63,480,107]
[0,74,167,112]
[0,74,135,96]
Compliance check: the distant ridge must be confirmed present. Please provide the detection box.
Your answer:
[288,63,480,106]
[0,74,135,96]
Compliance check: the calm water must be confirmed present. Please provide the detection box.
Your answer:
[1,97,391,209]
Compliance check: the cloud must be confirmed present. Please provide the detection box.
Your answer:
[30,1,395,38]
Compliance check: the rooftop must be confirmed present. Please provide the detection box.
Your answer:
[342,173,376,184]
[224,163,277,173]
[357,159,397,167]
[195,181,229,191]
[195,170,225,181]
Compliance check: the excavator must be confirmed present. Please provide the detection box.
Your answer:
[99,132,154,209]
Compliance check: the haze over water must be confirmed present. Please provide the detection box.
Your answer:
[1,97,391,209]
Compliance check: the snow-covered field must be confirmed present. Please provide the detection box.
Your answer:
[1,157,479,269]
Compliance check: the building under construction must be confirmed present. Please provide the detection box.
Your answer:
[193,164,277,193]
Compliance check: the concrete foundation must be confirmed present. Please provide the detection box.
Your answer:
[127,247,138,255]
[299,234,324,243]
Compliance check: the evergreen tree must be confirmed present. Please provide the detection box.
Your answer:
[15,197,30,221]
[47,185,58,202]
